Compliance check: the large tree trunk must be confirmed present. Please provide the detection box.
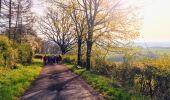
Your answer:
[61,49,66,55]
[77,39,82,66]
[86,40,92,70]
[14,4,20,42]
[8,0,12,39]
[0,0,1,14]
[60,46,67,55]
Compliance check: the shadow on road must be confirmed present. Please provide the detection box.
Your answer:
[21,65,103,100]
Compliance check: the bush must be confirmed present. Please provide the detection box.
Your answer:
[17,43,33,65]
[66,64,149,100]
[63,55,77,64]
[64,54,170,99]
[34,54,43,59]
[0,36,18,68]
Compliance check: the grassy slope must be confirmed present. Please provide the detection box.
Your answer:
[0,59,42,100]
[66,64,150,100]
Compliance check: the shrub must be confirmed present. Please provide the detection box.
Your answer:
[0,36,18,68]
[64,54,170,99]
[34,54,43,59]
[63,55,77,64]
[5,48,18,68]
[17,43,33,65]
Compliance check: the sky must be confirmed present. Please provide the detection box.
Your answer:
[32,0,170,43]
[32,0,45,16]
[138,0,170,42]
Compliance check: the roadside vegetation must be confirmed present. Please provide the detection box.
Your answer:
[0,36,33,68]
[0,35,43,100]
[63,54,170,100]
[0,59,42,100]
[66,64,149,100]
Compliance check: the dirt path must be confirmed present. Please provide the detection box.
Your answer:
[21,64,104,100]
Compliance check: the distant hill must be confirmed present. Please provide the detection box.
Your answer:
[136,42,170,48]
[149,47,170,49]
[107,43,170,62]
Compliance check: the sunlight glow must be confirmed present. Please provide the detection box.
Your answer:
[139,0,170,42]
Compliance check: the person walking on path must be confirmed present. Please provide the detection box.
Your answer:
[54,55,58,64]
[58,55,62,64]
[47,56,51,65]
[43,55,47,65]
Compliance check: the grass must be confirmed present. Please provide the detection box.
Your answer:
[66,64,150,100]
[0,59,42,100]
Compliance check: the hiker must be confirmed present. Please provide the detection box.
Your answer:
[51,55,55,64]
[54,55,58,64]
[47,56,51,65]
[43,55,47,65]
[49,56,53,64]
[53,56,56,64]
[58,55,62,64]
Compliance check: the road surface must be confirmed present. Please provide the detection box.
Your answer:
[21,64,104,100]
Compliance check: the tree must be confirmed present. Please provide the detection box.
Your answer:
[78,0,141,70]
[77,0,110,70]
[0,0,1,13]
[22,35,42,53]
[8,0,12,39]
[39,7,76,55]
[13,0,35,43]
[0,0,35,42]
[43,0,141,70]
[42,0,86,64]
[67,0,86,66]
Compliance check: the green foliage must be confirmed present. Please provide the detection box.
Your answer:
[0,36,18,68]
[0,59,42,100]
[63,55,77,64]
[0,36,33,68]
[66,64,149,100]
[17,43,33,65]
[34,54,43,59]
[64,53,170,99]
[92,53,170,99]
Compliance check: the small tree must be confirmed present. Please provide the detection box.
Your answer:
[17,43,33,65]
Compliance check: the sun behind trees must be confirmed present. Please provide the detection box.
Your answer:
[40,0,140,70]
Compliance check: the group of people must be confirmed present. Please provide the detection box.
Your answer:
[43,55,62,65]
